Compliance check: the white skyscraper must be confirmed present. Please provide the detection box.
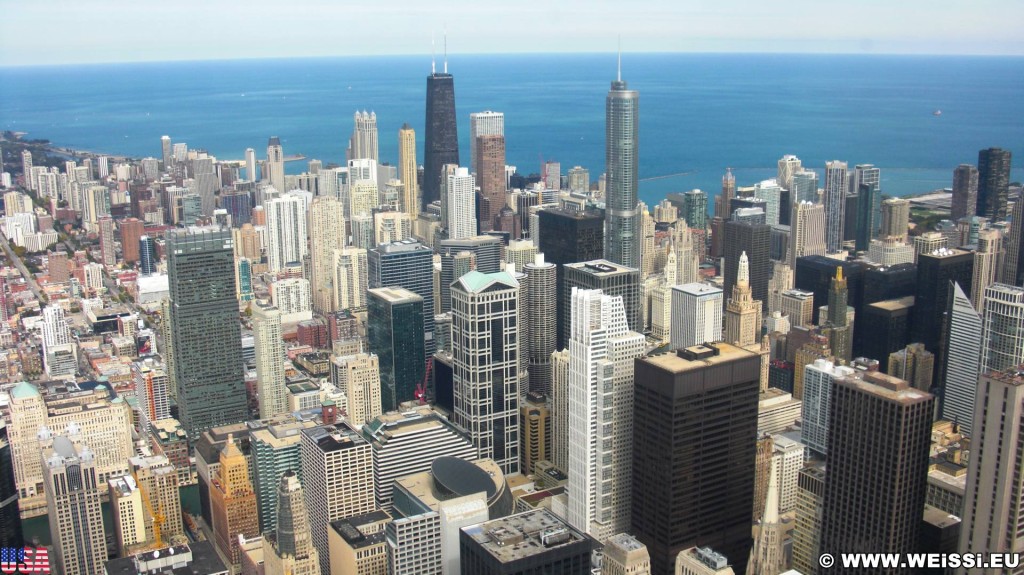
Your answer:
[777,155,803,191]
[245,147,257,182]
[42,305,76,378]
[469,111,505,174]
[971,230,1003,312]
[980,283,1024,376]
[801,359,857,457]
[753,179,784,227]
[266,136,285,193]
[823,160,848,253]
[670,283,723,350]
[789,201,827,268]
[348,111,379,163]
[451,271,521,475]
[332,353,383,427]
[42,434,107,575]
[333,247,368,311]
[265,193,308,272]
[253,303,288,420]
[566,288,645,541]
[309,196,346,313]
[942,282,983,434]
[445,167,477,240]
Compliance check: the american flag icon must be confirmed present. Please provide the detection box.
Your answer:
[0,547,50,574]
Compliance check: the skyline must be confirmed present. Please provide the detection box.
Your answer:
[1,0,1023,67]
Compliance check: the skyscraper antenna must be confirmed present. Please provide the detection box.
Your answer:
[431,32,436,74]
[617,36,621,81]
[444,26,448,74]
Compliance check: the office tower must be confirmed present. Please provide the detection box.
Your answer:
[301,423,374,574]
[368,239,436,357]
[786,170,817,206]
[1004,199,1024,286]
[957,368,1024,569]
[396,123,420,219]
[801,359,855,457]
[265,193,308,272]
[109,475,146,555]
[603,534,651,575]
[605,67,641,269]
[977,147,1012,220]
[753,180,783,226]
[452,271,520,474]
[633,344,761,575]
[823,160,848,252]
[244,147,257,181]
[42,304,76,378]
[519,392,551,476]
[562,260,641,345]
[979,283,1024,378]
[950,163,980,222]
[332,246,368,311]
[361,405,475,510]
[249,421,316,534]
[134,359,170,435]
[332,353,383,426]
[504,239,537,272]
[852,164,881,251]
[210,437,260,571]
[791,464,826,575]
[328,511,390,575]
[970,230,1003,313]
[568,166,590,194]
[423,58,459,209]
[161,135,172,168]
[438,235,502,311]
[913,232,948,261]
[166,229,247,439]
[912,248,973,356]
[939,284,982,433]
[252,303,287,419]
[788,201,826,268]
[777,154,802,191]
[683,189,708,230]
[867,237,914,266]
[879,198,911,243]
[258,472,318,575]
[348,110,379,162]
[524,254,557,395]
[548,349,571,472]
[725,217,771,312]
[859,295,915,366]
[724,252,762,347]
[820,372,934,573]
[476,135,507,231]
[888,343,935,391]
[42,434,107,575]
[639,204,656,277]
[536,206,605,345]
[671,283,723,350]
[367,287,426,409]
[469,110,504,175]
[0,422,21,548]
[128,453,184,545]
[120,217,144,264]
[266,136,285,192]
[670,219,700,284]
[308,196,345,312]
[717,167,736,218]
[460,509,593,574]
[442,166,475,239]
[567,288,644,541]
[822,266,852,361]
[98,215,116,266]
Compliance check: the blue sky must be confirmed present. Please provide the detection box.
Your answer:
[2,0,1022,66]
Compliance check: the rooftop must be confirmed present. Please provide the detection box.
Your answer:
[564,259,638,276]
[673,282,722,296]
[642,342,759,375]
[330,510,391,550]
[869,295,916,311]
[461,509,590,564]
[367,286,423,303]
[837,370,933,403]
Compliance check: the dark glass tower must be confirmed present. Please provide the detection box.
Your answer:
[977,147,1011,221]
[423,66,459,210]
[605,71,640,268]
[0,421,23,548]
[368,240,436,358]
[166,228,248,439]
[724,217,771,312]
[367,287,426,410]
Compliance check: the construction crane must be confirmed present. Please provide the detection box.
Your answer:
[131,468,166,550]
[415,358,433,404]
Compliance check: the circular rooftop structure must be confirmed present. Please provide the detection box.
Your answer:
[431,456,497,500]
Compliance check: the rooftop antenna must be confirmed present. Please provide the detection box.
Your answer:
[617,35,621,81]
[431,32,436,74]
[444,26,448,74]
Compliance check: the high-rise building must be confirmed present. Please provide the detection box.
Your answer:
[753,180,783,227]
[957,368,1024,570]
[252,303,287,419]
[368,239,436,358]
[801,358,856,457]
[109,475,147,555]
[940,282,983,433]
[266,136,285,192]
[951,164,979,221]
[788,201,826,268]
[1003,198,1024,286]
[632,344,761,575]
[469,110,504,174]
[120,217,144,264]
[332,246,368,312]
[820,372,934,574]
[445,166,477,239]
[300,422,375,575]
[452,271,521,475]
[265,193,308,272]
[245,147,257,182]
[0,421,22,549]
[524,254,557,396]
[604,69,641,269]
[568,166,590,194]
[791,464,826,575]
[971,229,1003,311]
[42,434,107,575]
[309,196,346,312]
[671,283,723,350]
[161,135,172,169]
[438,235,503,313]
[374,210,413,245]
[210,437,260,571]
[602,534,651,575]
[536,207,605,347]
[683,189,709,230]
[823,266,852,361]
[977,147,1011,221]
[791,169,819,204]
[567,288,644,541]
[98,215,116,266]
[476,135,507,232]
[724,217,771,312]
[133,359,170,435]
[262,471,320,575]
[398,123,420,219]
[520,392,550,476]
[724,252,763,347]
[823,160,848,253]
[166,228,248,439]
[328,510,390,575]
[879,198,911,243]
[332,353,383,427]
[852,164,881,251]
[423,61,459,209]
[912,248,973,357]
[130,453,184,544]
[562,260,640,347]
[888,343,935,392]
[777,154,802,191]
[367,287,426,410]
[459,509,594,574]
[979,283,1024,376]
[248,419,316,534]
[348,110,379,162]
[41,304,76,378]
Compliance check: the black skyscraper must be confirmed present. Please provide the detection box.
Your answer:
[911,249,973,356]
[977,147,1011,221]
[537,207,605,348]
[724,218,771,312]
[423,68,459,209]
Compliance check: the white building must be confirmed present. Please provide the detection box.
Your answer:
[265,193,308,272]
[133,359,170,435]
[445,167,477,240]
[332,353,382,427]
[801,359,856,457]
[942,282,983,434]
[671,283,723,350]
[271,278,312,323]
[469,111,505,172]
[253,303,288,419]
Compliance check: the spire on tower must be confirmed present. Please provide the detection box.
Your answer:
[617,36,622,82]
[444,27,448,74]
[431,32,436,74]
[739,251,750,286]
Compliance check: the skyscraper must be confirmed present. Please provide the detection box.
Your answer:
[475,135,506,232]
[1003,198,1024,286]
[912,248,973,356]
[940,282,983,433]
[524,254,557,396]
[42,434,107,575]
[348,110,379,162]
[567,288,644,541]
[852,164,881,251]
[398,124,420,219]
[266,136,285,192]
[469,110,504,172]
[632,344,761,575]
[979,283,1024,376]
[671,283,723,350]
[265,193,308,272]
[253,303,287,420]
[161,135,172,169]
[451,271,521,475]
[819,372,934,574]
[725,216,771,312]
[724,252,762,347]
[604,65,641,269]
[368,239,436,358]
[332,353,383,427]
[368,287,426,410]
[445,166,477,239]
[245,147,257,182]
[308,196,346,313]
[879,198,911,242]
[562,260,641,345]
[977,147,1011,221]
[120,217,144,264]
[824,266,852,361]
[971,229,1003,311]
[957,368,1024,570]
[823,160,848,253]
[951,164,979,221]
[423,59,459,209]
[801,359,856,457]
[166,228,248,439]
[211,437,260,571]
[777,154,802,191]
[263,471,320,575]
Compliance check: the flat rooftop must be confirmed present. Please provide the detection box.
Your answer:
[642,342,759,375]
[461,508,589,564]
[869,295,916,311]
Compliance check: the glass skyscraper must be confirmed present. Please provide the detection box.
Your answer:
[423,66,459,209]
[368,240,436,359]
[367,287,426,410]
[604,72,640,268]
